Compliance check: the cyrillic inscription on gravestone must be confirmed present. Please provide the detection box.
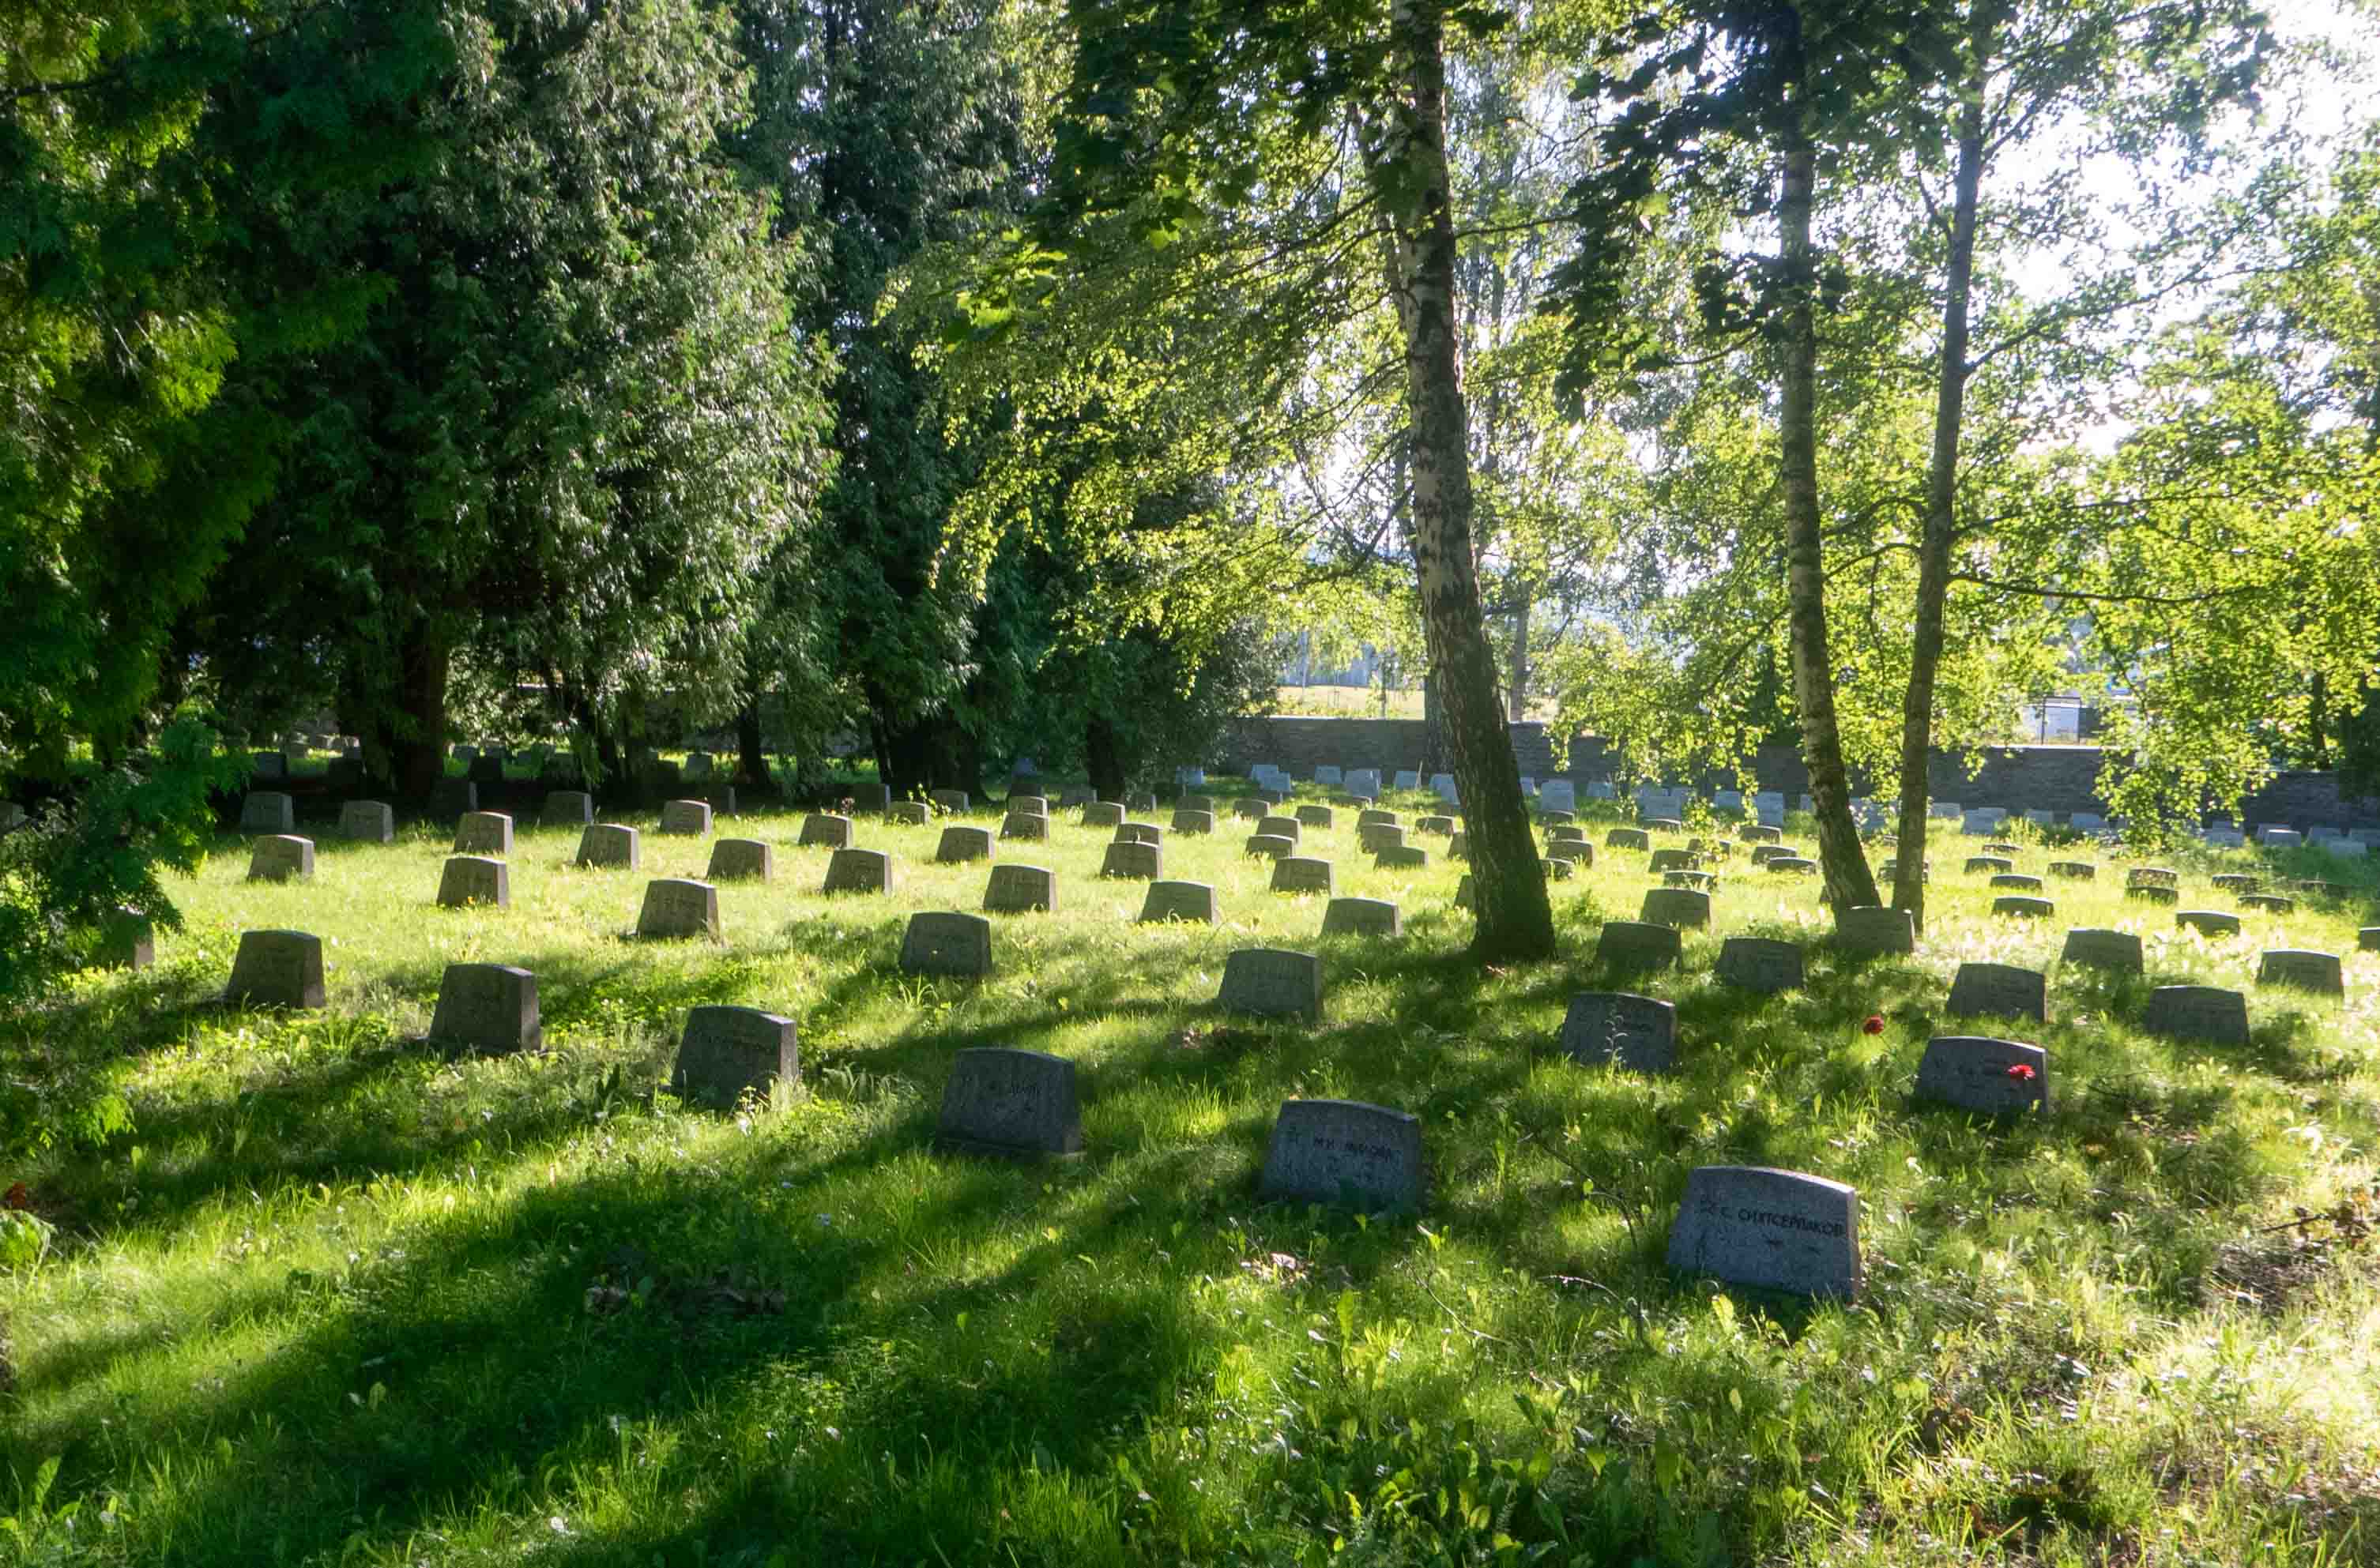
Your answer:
[1595,919,1681,973]
[454,811,513,856]
[436,855,508,908]
[1320,897,1400,938]
[1836,904,1915,956]
[225,929,326,1009]
[936,1048,1083,1158]
[936,826,996,864]
[1218,947,1324,1020]
[798,813,853,848]
[1295,804,1335,829]
[1260,1100,1422,1211]
[984,863,1057,914]
[1916,1036,2049,1115]
[823,847,894,894]
[2144,984,2250,1046]
[575,823,640,870]
[1640,888,1712,928]
[240,792,296,834]
[541,791,593,829]
[2060,928,2142,973]
[1170,809,1216,836]
[671,1006,798,1109]
[1081,801,1125,828]
[2177,909,2242,937]
[1139,880,1218,924]
[706,839,773,882]
[637,878,720,940]
[1946,961,2047,1024]
[901,912,993,977]
[247,835,314,882]
[658,799,713,837]
[1667,1166,1859,1299]
[341,801,395,843]
[1270,856,1335,895]
[1557,991,1677,1073]
[1101,841,1162,880]
[2258,949,2344,996]
[1716,937,1805,994]
[427,963,540,1055]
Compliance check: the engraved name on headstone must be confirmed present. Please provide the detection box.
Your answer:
[1260,1100,1422,1211]
[2258,949,2344,995]
[2144,985,2250,1046]
[436,855,508,908]
[1915,1036,2049,1115]
[1320,897,1401,938]
[1666,1166,1858,1299]
[637,878,720,940]
[936,1048,1083,1158]
[1946,961,2047,1024]
[1557,991,1676,1073]
[1219,946,1324,1019]
[1717,937,1805,993]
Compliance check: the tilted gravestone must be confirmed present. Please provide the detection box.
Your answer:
[2241,893,2296,914]
[575,823,639,869]
[928,788,970,814]
[454,811,513,856]
[984,863,1057,914]
[2060,928,2142,973]
[1270,855,1335,895]
[1717,937,1804,994]
[1596,919,1681,974]
[1836,904,1915,957]
[1170,809,1216,836]
[225,930,326,1009]
[1114,821,1166,847]
[2177,909,2243,937]
[341,801,395,843]
[1000,812,1048,841]
[1916,1036,2049,1115]
[936,1048,1083,1159]
[1648,848,1700,874]
[1320,897,1400,938]
[672,1006,798,1108]
[1256,814,1301,843]
[1359,823,1407,855]
[1244,833,1295,859]
[1081,801,1126,828]
[901,911,994,977]
[1101,841,1162,880]
[1667,1166,1859,1299]
[240,792,296,834]
[1261,1100,1422,1210]
[936,825,996,864]
[1965,855,2013,876]
[247,834,314,883]
[658,799,713,836]
[1640,888,1712,929]
[823,848,894,894]
[430,778,477,818]
[2145,984,2250,1046]
[1557,991,1677,1073]
[1946,961,2047,1024]
[706,838,772,882]
[637,878,720,940]
[1139,880,1218,924]
[541,791,593,829]
[888,801,930,826]
[1990,873,2044,893]
[1219,946,1324,1019]
[1295,804,1335,830]
[799,813,854,848]
[2258,949,2344,995]
[1991,896,2054,919]
[436,855,508,909]
[427,963,540,1054]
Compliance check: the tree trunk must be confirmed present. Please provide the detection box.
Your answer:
[391,632,451,803]
[734,694,772,794]
[1892,6,1994,931]
[1776,117,1877,912]
[1085,713,1127,802]
[876,709,966,800]
[1508,596,1531,720]
[1381,0,1552,962]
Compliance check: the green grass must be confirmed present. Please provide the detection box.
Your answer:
[5,788,2380,1566]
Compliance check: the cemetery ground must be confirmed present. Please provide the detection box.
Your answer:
[7,784,2380,1565]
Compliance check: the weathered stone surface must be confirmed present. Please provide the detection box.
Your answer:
[2358,927,2380,952]
[705,838,771,882]
[1270,855,1335,895]
[1007,795,1050,818]
[1640,888,1712,928]
[1359,823,1407,855]
[1965,855,2013,876]
[1220,947,1324,1019]
[1376,845,1428,870]
[427,963,540,1054]
[1836,904,1915,956]
[1320,897,1400,938]
[1139,879,1218,924]
[983,863,1057,914]
[1346,769,1383,798]
[435,855,509,908]
[671,1006,797,1108]
[1749,844,1791,864]
[637,878,720,940]
[2061,927,2143,972]
[1545,840,1591,867]
[341,801,395,843]
[900,912,994,977]
[1313,766,1343,787]
[658,799,713,837]
[1648,848,1700,874]
[431,779,478,818]
[1392,770,1421,790]
[1741,825,1783,844]
[1261,1100,1421,1210]
[1232,796,1271,821]
[1667,1166,1858,1299]
[247,834,315,882]
[889,801,930,826]
[1357,808,1400,829]
[1765,856,1818,876]
[1541,856,1573,881]
[240,792,296,834]
[1537,780,1574,810]
[1081,801,1125,828]
[2145,985,2250,1046]
[225,929,326,1009]
[1244,833,1296,859]
[929,789,970,815]
[253,750,289,779]
[2241,893,2297,914]
[2258,949,2344,995]
[799,813,854,848]
[454,811,513,856]
[1716,937,1804,993]
[1126,791,1159,814]
[575,823,640,869]
[999,811,1048,842]
[1448,832,1469,859]
[1415,814,1455,837]
[1991,895,2054,919]
[2177,909,2243,937]
[1170,809,1216,836]
[1255,814,1301,844]
[1557,991,1676,1073]
[96,907,154,970]
[1946,961,2047,1024]
[1546,824,1587,844]
[540,791,593,829]
[1098,840,1160,881]
[1294,804,1335,829]
[1916,1036,2049,1115]
[2126,867,2179,888]
[1114,821,1166,847]
[1595,919,1681,974]
[847,782,892,813]
[2047,861,2096,880]
[1990,873,2044,893]
[936,1047,1083,1158]
[1539,809,1576,827]
[936,825,996,864]
[823,848,893,893]
[2126,884,2179,905]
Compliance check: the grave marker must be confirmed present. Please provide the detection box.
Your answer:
[1605,828,1651,852]
[1256,814,1301,843]
[929,789,970,814]
[1008,795,1049,817]
[224,930,326,1009]
[2241,893,2296,914]
[1392,769,1421,790]
[1765,856,1817,876]
[2145,985,2251,1046]
[889,801,930,826]
[1376,844,1428,870]
[2258,949,2344,996]
[1640,888,1712,928]
[823,848,894,894]
[672,1006,799,1109]
[427,963,540,1055]
[1000,812,1048,841]
[541,791,593,829]
[1294,804,1335,830]
[1546,841,1591,867]
[637,878,720,940]
[936,1048,1083,1159]
[936,825,996,864]
[575,823,640,870]
[1415,814,1455,836]
[341,801,396,843]
[984,864,1058,914]
[1171,809,1217,836]
[1664,869,1716,891]
[1320,897,1401,938]
[431,779,478,818]
[1220,947,1324,1019]
[1716,937,1804,993]
[1139,880,1218,924]
[658,799,713,837]
[707,839,773,882]
[1101,841,1162,880]
[247,834,314,882]
[2177,909,2242,937]
[1082,801,1125,828]
[1595,919,1681,973]
[1557,991,1677,1073]
[454,810,514,856]
[1261,1100,1422,1210]
[901,912,994,977]
[1648,848,1700,874]
[2126,883,2179,905]
[1666,1166,1858,1299]
[2126,867,2179,888]
[240,792,296,834]
[1990,895,2054,919]
[2047,861,2096,880]
[1964,855,2013,876]
[436,855,508,908]
[849,782,892,813]
[1244,833,1295,859]
[1946,961,2047,1024]
[799,814,854,848]
[1915,1036,2049,1115]
[2358,927,2379,952]
[1990,874,2044,893]
[2060,928,2143,973]
[1836,904,1915,956]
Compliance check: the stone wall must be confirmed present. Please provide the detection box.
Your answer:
[1219,716,2380,830]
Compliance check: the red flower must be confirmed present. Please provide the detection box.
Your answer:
[2005,1063,2038,1082]
[1862,1015,1885,1035]
[3,1182,28,1211]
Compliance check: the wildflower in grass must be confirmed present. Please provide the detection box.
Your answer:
[2006,1063,2037,1081]
[1862,1014,1885,1035]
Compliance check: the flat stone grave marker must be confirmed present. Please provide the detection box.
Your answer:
[1008,795,1049,817]
[984,863,1057,914]
[1765,856,1817,876]
[1990,874,2044,893]
[706,838,772,882]
[1265,855,1334,895]
[1101,840,1162,880]
[247,834,314,882]
[1139,879,1218,924]
[2358,927,2380,952]
[1947,961,2047,1024]
[436,855,509,908]
[1357,808,1400,829]
[1261,1100,1422,1211]
[2177,909,2242,937]
[2047,861,2096,880]
[1547,824,1587,844]
[658,799,713,837]
[427,963,540,1055]
[672,1006,797,1108]
[1000,811,1048,841]
[1546,841,1591,867]
[431,779,477,818]
[1741,825,1783,844]
[1640,887,1712,928]
[888,801,930,826]
[823,848,894,894]
[2258,949,2344,995]
[225,930,326,1009]
[2126,883,2179,905]
[1081,801,1125,828]
[936,1048,1083,1159]
[1416,814,1455,836]
[2145,985,2251,1046]
[901,912,994,977]
[454,810,513,856]
[1836,904,1915,957]
[1648,848,1699,874]
[1170,809,1216,836]
[1667,1166,1858,1299]
[1557,991,1676,1073]
[1596,919,1681,973]
[2060,927,2142,973]
[848,782,891,812]
[1320,897,1400,937]
[341,801,395,843]
[928,789,970,814]
[2126,867,2179,889]
[1376,844,1428,870]
[1664,870,1717,891]
[2240,893,2296,914]
[799,813,854,848]
[240,792,296,833]
[936,825,996,864]
[1717,937,1804,993]
[1644,817,1686,833]
[1244,833,1295,859]
[637,878,720,940]
[1965,855,2013,875]
[1540,809,1577,827]
[1916,1036,2049,1115]
[1255,814,1301,843]
[1221,947,1324,1019]
[1991,895,2054,919]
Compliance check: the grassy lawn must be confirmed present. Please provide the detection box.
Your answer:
[5,784,2380,1566]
